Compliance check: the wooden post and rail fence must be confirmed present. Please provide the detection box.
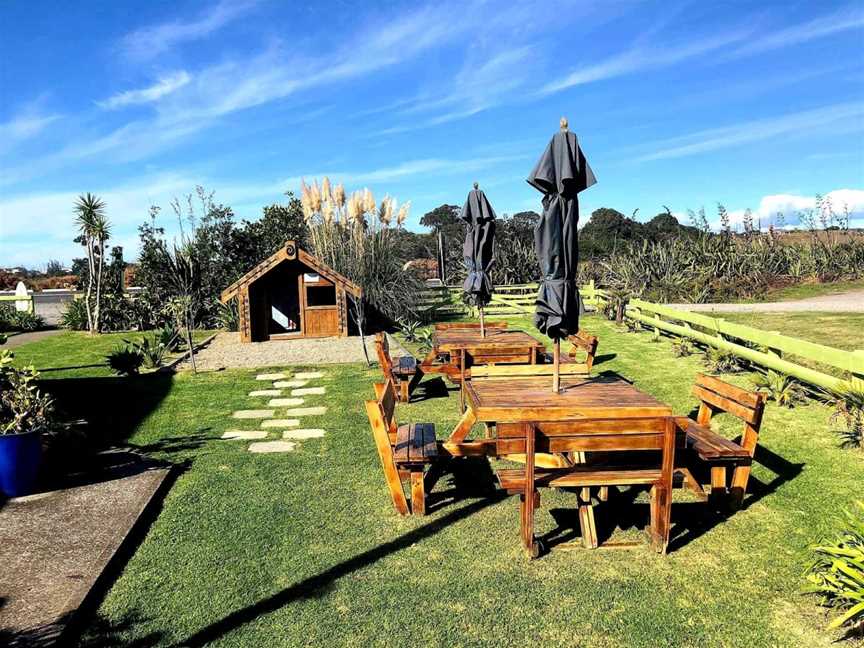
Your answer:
[416,280,863,394]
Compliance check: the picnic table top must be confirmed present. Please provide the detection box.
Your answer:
[433,328,545,352]
[464,375,673,422]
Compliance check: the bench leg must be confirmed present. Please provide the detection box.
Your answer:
[710,466,727,505]
[729,463,751,510]
[410,470,426,516]
[578,488,598,549]
[399,380,410,403]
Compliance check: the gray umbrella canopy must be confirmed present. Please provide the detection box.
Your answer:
[459,185,496,307]
[527,121,596,340]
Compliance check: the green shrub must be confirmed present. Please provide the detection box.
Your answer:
[216,300,239,332]
[0,304,44,332]
[134,335,167,369]
[105,343,144,376]
[0,350,55,436]
[804,501,864,634]
[60,298,89,330]
[703,347,743,374]
[830,381,864,449]
[396,316,422,342]
[751,370,806,408]
[671,338,694,357]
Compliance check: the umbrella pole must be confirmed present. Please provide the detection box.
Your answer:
[480,305,485,338]
[552,338,560,393]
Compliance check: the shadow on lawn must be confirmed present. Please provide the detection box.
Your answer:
[172,495,505,648]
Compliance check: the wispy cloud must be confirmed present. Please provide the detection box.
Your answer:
[0,112,59,142]
[702,189,864,230]
[728,7,864,58]
[540,29,751,95]
[634,101,864,162]
[120,0,259,60]
[98,71,191,109]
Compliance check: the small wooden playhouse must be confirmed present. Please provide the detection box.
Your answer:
[220,241,362,342]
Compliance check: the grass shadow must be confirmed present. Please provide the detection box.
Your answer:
[411,376,450,401]
[591,353,617,366]
[171,496,504,647]
[425,456,499,514]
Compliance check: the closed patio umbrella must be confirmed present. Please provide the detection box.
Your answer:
[527,117,596,391]
[459,182,496,337]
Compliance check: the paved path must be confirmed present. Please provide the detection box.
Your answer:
[668,290,864,313]
[2,329,63,349]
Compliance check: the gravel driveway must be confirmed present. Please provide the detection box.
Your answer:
[181,332,401,371]
[669,290,864,313]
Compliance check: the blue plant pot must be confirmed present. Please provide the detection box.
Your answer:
[0,431,42,498]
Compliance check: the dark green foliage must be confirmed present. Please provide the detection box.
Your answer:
[216,300,239,332]
[0,304,45,332]
[132,335,167,369]
[830,382,864,449]
[0,350,55,436]
[59,298,89,330]
[751,370,806,408]
[704,347,743,374]
[105,343,144,376]
[60,294,149,332]
[804,501,864,633]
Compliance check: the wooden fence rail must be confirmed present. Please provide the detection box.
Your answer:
[416,282,862,394]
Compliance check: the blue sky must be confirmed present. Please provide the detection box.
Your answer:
[1,0,863,268]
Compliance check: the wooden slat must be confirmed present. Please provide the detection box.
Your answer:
[394,424,411,461]
[380,379,396,429]
[420,423,438,460]
[682,419,750,460]
[364,400,409,516]
[691,385,759,424]
[695,373,760,408]
[497,467,661,490]
[470,363,590,378]
[497,418,668,438]
[408,424,425,462]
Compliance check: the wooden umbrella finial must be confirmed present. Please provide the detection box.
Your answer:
[473,181,479,190]
[560,116,569,131]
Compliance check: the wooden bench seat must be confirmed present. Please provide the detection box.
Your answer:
[679,418,751,461]
[497,466,661,493]
[375,333,423,402]
[394,423,438,463]
[365,379,438,515]
[679,374,766,508]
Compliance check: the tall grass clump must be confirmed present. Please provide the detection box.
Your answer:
[300,178,423,364]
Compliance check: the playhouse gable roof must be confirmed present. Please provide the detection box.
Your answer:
[219,241,361,303]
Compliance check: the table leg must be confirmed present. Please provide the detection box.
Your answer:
[448,408,477,443]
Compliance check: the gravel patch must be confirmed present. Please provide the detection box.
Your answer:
[183,332,379,370]
[668,290,864,313]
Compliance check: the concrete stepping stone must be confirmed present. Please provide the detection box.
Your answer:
[282,406,327,417]
[222,430,268,440]
[291,387,326,396]
[282,428,326,440]
[232,409,274,419]
[294,371,324,379]
[274,380,308,388]
[261,419,300,428]
[248,441,296,454]
[268,398,305,407]
[249,389,282,397]
[256,373,286,381]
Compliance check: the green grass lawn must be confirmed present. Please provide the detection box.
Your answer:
[716,312,864,352]
[9,317,864,647]
[10,329,216,379]
[756,278,864,302]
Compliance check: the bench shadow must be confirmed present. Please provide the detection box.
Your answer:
[591,353,617,366]
[411,376,450,401]
[425,457,499,514]
[170,496,504,648]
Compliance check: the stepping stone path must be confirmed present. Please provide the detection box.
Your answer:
[222,430,268,440]
[225,370,330,454]
[261,419,301,428]
[274,380,308,388]
[291,386,326,396]
[268,398,305,407]
[282,406,327,417]
[249,389,282,397]
[283,429,325,440]
[232,409,274,419]
[249,441,297,454]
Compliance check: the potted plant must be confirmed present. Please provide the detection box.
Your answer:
[0,349,55,497]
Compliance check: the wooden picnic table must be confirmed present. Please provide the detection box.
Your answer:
[421,329,546,380]
[447,375,675,548]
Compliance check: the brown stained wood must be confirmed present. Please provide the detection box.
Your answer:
[410,471,426,516]
[470,363,590,378]
[434,321,508,331]
[439,440,496,457]
[420,423,438,460]
[522,424,537,557]
[394,424,411,462]
[408,424,425,462]
[681,419,750,460]
[448,408,477,443]
[710,466,727,500]
[364,400,409,516]
[496,467,662,490]
[568,331,599,371]
[578,489,598,549]
[497,417,669,438]
[692,385,760,425]
[372,382,387,400]
[695,373,761,408]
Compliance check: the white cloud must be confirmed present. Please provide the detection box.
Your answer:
[120,0,259,61]
[703,189,864,230]
[634,101,864,162]
[728,7,864,59]
[539,29,751,95]
[0,108,60,154]
[98,72,191,109]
